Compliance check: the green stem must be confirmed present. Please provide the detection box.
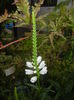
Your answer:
[14,87,19,100]
[32,7,40,91]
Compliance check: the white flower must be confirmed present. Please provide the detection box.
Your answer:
[30,76,37,83]
[39,61,46,69]
[40,67,47,75]
[37,56,42,64]
[25,69,34,75]
[26,62,33,68]
[25,56,47,83]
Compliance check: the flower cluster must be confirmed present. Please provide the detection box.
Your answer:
[25,56,47,83]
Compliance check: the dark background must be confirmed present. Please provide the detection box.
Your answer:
[0,0,16,14]
[0,0,57,15]
[42,0,57,7]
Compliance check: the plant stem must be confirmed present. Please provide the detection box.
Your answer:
[14,87,19,100]
[32,7,41,91]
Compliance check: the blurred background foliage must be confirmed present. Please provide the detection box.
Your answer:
[0,0,16,14]
[0,0,74,100]
[0,33,74,100]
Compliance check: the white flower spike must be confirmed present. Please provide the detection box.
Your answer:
[25,56,47,83]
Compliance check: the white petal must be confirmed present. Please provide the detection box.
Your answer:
[26,62,33,68]
[30,76,37,83]
[40,67,47,75]
[39,61,46,69]
[25,69,34,75]
[37,56,42,64]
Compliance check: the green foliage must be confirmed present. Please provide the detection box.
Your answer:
[0,33,74,100]
[0,53,13,69]
[67,8,74,31]
[0,9,8,23]
[0,1,74,100]
[12,0,30,24]
[10,0,47,29]
[1,30,13,42]
[44,3,74,47]
[55,0,71,10]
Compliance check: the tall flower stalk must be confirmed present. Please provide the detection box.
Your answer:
[25,8,47,84]
[32,8,40,81]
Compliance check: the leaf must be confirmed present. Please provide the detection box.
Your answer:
[0,9,8,23]
[41,85,53,100]
[25,83,39,90]
[34,0,45,17]
[14,22,26,27]
[65,80,74,94]
[55,0,71,10]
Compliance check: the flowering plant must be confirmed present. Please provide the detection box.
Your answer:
[25,8,47,83]
[25,56,47,83]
